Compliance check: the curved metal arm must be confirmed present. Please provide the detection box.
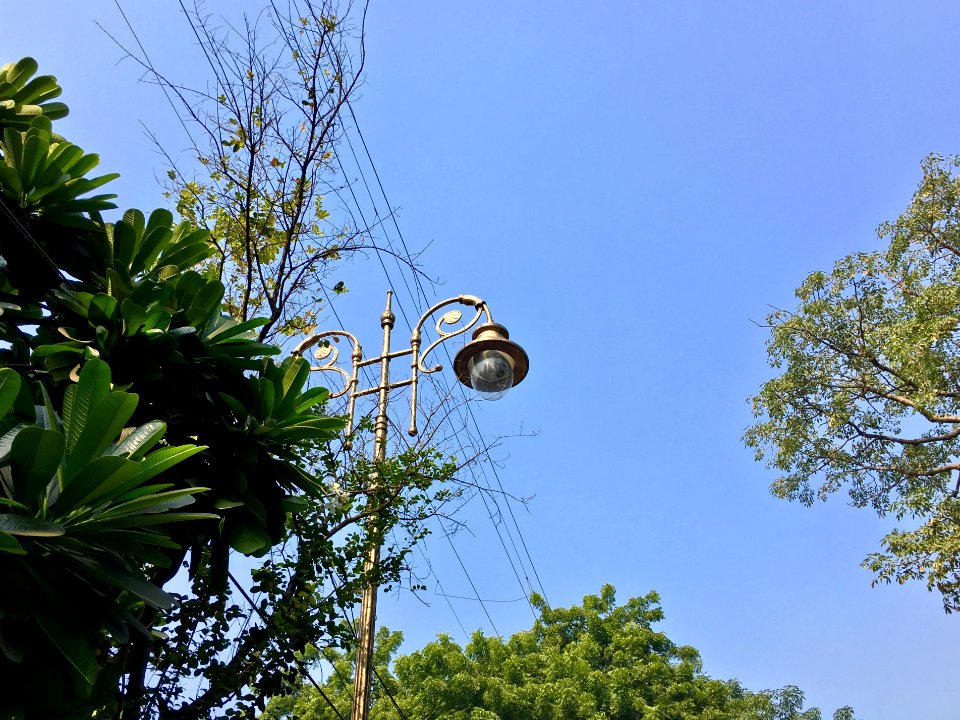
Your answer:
[407,295,493,436]
[413,295,492,373]
[291,329,363,439]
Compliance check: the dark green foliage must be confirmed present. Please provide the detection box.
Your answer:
[0,361,211,719]
[0,54,467,719]
[0,58,349,718]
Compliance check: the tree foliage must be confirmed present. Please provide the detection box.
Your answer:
[0,57,358,718]
[2,22,469,715]
[146,0,372,342]
[264,586,856,720]
[746,153,960,612]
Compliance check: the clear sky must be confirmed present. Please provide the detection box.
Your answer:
[4,2,960,718]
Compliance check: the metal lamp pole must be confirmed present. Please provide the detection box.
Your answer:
[292,290,529,720]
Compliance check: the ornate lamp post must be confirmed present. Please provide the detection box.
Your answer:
[292,290,529,720]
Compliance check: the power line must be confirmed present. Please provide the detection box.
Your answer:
[301,9,544,631]
[338,96,549,607]
[228,571,347,720]
[415,540,470,638]
[330,115,513,636]
[325,572,413,720]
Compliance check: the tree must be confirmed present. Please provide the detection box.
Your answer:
[128,0,387,342]
[2,8,473,713]
[263,586,857,720]
[746,153,960,612]
[0,57,356,718]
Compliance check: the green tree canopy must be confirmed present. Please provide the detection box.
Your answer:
[265,586,856,720]
[746,153,960,612]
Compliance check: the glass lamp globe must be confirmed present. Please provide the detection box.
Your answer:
[454,321,529,400]
[467,349,515,401]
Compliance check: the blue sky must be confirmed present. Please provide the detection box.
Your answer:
[4,2,960,718]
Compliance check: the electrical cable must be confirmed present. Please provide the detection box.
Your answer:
[307,23,535,634]
[415,540,470,638]
[98,2,520,713]
[113,0,202,151]
[339,98,549,605]
[331,121,517,630]
[324,572,413,720]
[333,106,538,622]
[0,196,76,288]
[228,571,347,720]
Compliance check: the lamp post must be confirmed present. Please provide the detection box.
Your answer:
[292,290,529,720]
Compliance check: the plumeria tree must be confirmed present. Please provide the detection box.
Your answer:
[0,56,349,718]
[0,51,467,718]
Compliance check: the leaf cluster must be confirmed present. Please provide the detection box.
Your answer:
[0,57,348,718]
[264,586,858,720]
[156,0,370,341]
[746,153,960,611]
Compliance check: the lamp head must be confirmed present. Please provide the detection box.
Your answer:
[454,323,529,401]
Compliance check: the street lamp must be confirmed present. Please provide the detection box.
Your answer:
[292,290,528,720]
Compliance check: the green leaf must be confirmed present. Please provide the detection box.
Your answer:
[109,421,166,460]
[257,379,276,419]
[97,528,181,549]
[0,164,23,194]
[123,444,207,489]
[281,495,313,512]
[293,386,331,414]
[119,298,147,333]
[66,390,138,480]
[213,497,245,509]
[161,240,216,271]
[62,358,111,453]
[0,369,22,419]
[0,424,25,462]
[9,426,64,504]
[88,293,118,327]
[131,215,173,274]
[89,512,215,529]
[0,515,64,537]
[0,531,25,554]
[115,483,173,502]
[209,340,280,358]
[97,487,204,519]
[17,75,59,105]
[35,612,97,686]
[56,455,137,512]
[3,57,38,89]
[184,278,225,327]
[40,350,83,381]
[203,315,268,343]
[18,129,48,189]
[219,393,248,420]
[226,522,272,555]
[111,215,139,273]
